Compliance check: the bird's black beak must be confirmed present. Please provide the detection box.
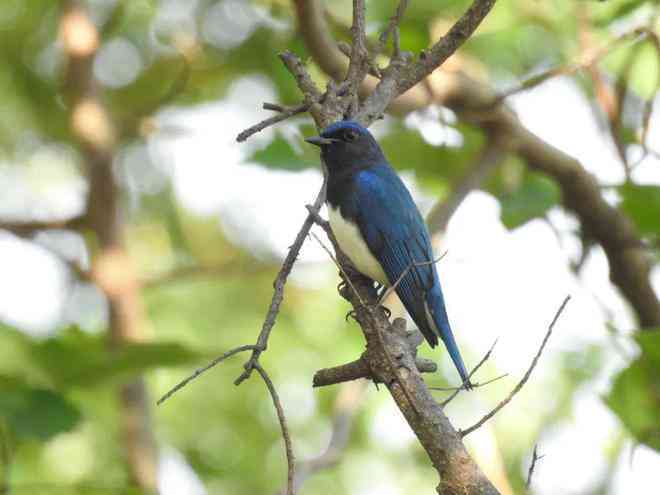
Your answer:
[305,136,336,147]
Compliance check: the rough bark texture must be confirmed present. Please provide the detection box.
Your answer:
[338,269,499,495]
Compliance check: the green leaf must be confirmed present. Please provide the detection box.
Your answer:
[637,329,660,368]
[618,184,660,236]
[0,325,208,390]
[378,123,484,194]
[606,330,660,452]
[605,358,660,452]
[248,134,316,171]
[0,378,81,440]
[499,172,560,229]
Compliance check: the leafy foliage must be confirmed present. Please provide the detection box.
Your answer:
[606,331,660,452]
[248,134,317,170]
[499,172,561,229]
[0,378,81,441]
[618,184,660,237]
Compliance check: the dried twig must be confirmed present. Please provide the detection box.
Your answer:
[0,216,87,237]
[378,252,447,306]
[376,0,410,58]
[283,381,366,494]
[431,373,507,392]
[357,0,497,124]
[438,338,498,407]
[526,443,544,489]
[236,102,310,142]
[156,345,259,405]
[494,27,650,104]
[461,296,571,437]
[426,134,508,236]
[234,185,326,385]
[254,363,295,495]
[313,354,437,387]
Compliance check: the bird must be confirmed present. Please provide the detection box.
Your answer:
[306,120,471,388]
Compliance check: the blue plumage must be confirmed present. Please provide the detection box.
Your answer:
[306,120,471,387]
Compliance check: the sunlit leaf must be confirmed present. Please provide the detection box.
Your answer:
[605,331,660,452]
[248,134,316,170]
[499,172,560,229]
[0,325,208,389]
[618,184,660,236]
[0,377,82,440]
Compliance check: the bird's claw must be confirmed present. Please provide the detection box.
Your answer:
[379,305,392,319]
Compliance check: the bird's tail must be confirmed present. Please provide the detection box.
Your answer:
[423,285,472,389]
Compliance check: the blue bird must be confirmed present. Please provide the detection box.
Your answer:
[306,120,471,388]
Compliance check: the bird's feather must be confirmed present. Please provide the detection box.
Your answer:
[350,164,470,383]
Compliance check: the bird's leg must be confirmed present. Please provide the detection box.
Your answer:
[345,308,358,322]
[372,283,392,318]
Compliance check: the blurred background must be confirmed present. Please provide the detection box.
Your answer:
[0,0,659,494]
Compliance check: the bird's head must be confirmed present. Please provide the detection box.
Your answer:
[305,121,385,174]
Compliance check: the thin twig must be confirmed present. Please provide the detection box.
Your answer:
[236,102,310,142]
[376,0,410,57]
[310,231,365,308]
[0,216,86,237]
[345,0,369,109]
[313,355,437,387]
[494,27,651,104]
[439,338,499,407]
[156,345,259,405]
[235,185,327,385]
[283,381,365,494]
[279,50,322,102]
[431,373,507,392]
[461,296,571,437]
[526,443,544,489]
[378,252,447,305]
[253,363,295,495]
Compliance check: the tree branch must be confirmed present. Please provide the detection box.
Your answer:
[283,381,365,494]
[0,216,87,237]
[426,133,509,236]
[356,0,497,125]
[294,0,660,329]
[461,296,571,437]
[61,2,158,491]
[313,351,438,387]
[254,363,295,495]
[525,443,544,490]
[236,102,310,142]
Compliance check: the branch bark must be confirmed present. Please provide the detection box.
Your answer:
[333,275,499,495]
[61,2,158,492]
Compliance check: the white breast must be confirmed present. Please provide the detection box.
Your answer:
[327,205,388,285]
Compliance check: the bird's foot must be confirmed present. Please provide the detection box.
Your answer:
[345,309,358,322]
[379,305,392,319]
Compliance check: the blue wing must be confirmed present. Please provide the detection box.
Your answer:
[352,164,470,385]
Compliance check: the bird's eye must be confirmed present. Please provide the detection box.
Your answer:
[344,129,358,142]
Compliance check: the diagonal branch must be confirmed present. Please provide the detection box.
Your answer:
[234,183,326,386]
[0,216,87,237]
[254,363,295,495]
[426,132,509,236]
[461,296,571,437]
[357,0,497,125]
